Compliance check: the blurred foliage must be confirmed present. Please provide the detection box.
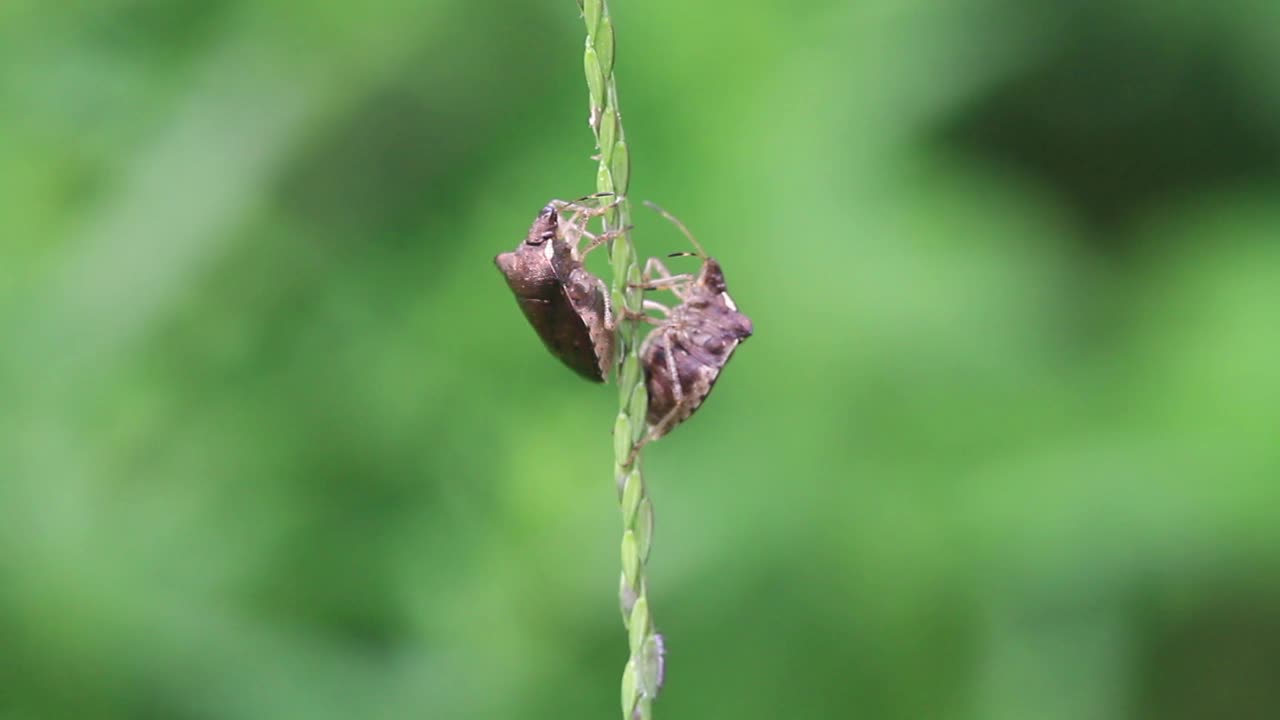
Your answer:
[3,1,1280,719]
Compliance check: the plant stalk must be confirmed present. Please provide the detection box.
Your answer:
[580,2,662,718]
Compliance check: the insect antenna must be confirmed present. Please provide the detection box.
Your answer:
[642,201,707,258]
[568,190,616,209]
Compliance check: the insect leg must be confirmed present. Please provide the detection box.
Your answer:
[631,257,693,299]
[642,299,671,317]
[626,406,683,465]
[620,307,664,325]
[661,333,684,408]
[577,224,633,259]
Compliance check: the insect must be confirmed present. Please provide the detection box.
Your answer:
[628,202,753,455]
[494,194,624,382]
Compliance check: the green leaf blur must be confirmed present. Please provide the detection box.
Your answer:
[2,1,1279,718]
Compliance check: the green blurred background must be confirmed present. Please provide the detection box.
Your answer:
[4,1,1280,718]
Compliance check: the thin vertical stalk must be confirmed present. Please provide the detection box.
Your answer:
[580,2,662,718]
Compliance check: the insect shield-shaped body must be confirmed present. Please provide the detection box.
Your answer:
[494,197,621,382]
[632,203,753,449]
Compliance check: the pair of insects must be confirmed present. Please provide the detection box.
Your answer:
[494,194,752,451]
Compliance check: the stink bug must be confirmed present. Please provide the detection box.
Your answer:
[495,195,624,382]
[629,202,753,453]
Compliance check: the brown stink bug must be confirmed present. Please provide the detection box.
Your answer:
[628,202,753,453]
[495,195,624,382]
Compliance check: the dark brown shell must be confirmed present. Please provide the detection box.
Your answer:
[495,205,614,382]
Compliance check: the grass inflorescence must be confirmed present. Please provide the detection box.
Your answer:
[579,1,663,718]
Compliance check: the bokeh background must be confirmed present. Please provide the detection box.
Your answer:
[4,1,1280,718]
